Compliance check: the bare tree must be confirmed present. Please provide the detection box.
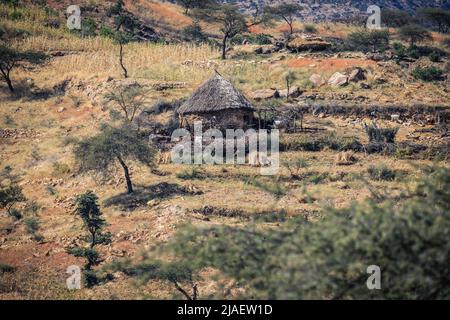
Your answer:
[105,86,148,123]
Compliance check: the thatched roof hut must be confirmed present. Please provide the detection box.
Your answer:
[178,73,255,129]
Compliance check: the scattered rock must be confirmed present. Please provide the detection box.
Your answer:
[254,46,272,55]
[347,68,366,82]
[359,82,371,89]
[110,248,126,257]
[309,74,325,87]
[328,72,348,87]
[279,86,302,99]
[0,128,39,139]
[147,199,160,208]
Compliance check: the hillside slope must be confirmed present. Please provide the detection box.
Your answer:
[217,0,450,21]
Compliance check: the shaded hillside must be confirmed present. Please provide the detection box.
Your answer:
[215,0,450,21]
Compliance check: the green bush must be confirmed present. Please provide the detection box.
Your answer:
[52,161,71,176]
[412,66,443,81]
[81,18,97,37]
[24,216,43,241]
[99,25,115,38]
[304,24,317,33]
[347,29,390,52]
[66,191,112,288]
[181,23,207,43]
[393,42,406,58]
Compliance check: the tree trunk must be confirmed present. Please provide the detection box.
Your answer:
[289,23,293,35]
[5,76,14,93]
[172,280,193,300]
[117,155,133,194]
[286,80,290,102]
[221,35,228,60]
[119,43,128,79]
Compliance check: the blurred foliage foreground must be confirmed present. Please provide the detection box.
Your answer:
[110,167,450,300]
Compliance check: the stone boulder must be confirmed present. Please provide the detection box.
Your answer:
[251,89,280,100]
[279,86,302,99]
[309,74,326,87]
[348,68,366,82]
[254,46,273,55]
[328,72,348,87]
[288,36,331,52]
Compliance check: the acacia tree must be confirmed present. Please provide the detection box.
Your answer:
[0,185,26,219]
[67,191,112,287]
[348,29,390,53]
[176,0,216,15]
[74,124,155,194]
[419,8,450,33]
[398,24,432,47]
[0,166,26,220]
[196,4,271,59]
[382,9,413,28]
[0,45,45,93]
[266,3,302,36]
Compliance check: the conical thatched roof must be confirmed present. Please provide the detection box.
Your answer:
[178,73,254,115]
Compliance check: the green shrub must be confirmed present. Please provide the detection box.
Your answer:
[429,51,441,62]
[412,66,443,81]
[0,184,26,219]
[280,134,364,153]
[304,24,317,33]
[99,25,115,38]
[81,18,97,37]
[443,37,450,48]
[8,208,22,220]
[283,157,309,178]
[367,165,396,181]
[347,29,390,52]
[181,23,207,43]
[3,115,14,125]
[364,123,399,144]
[393,42,406,58]
[407,47,420,59]
[24,216,42,241]
[10,10,22,21]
